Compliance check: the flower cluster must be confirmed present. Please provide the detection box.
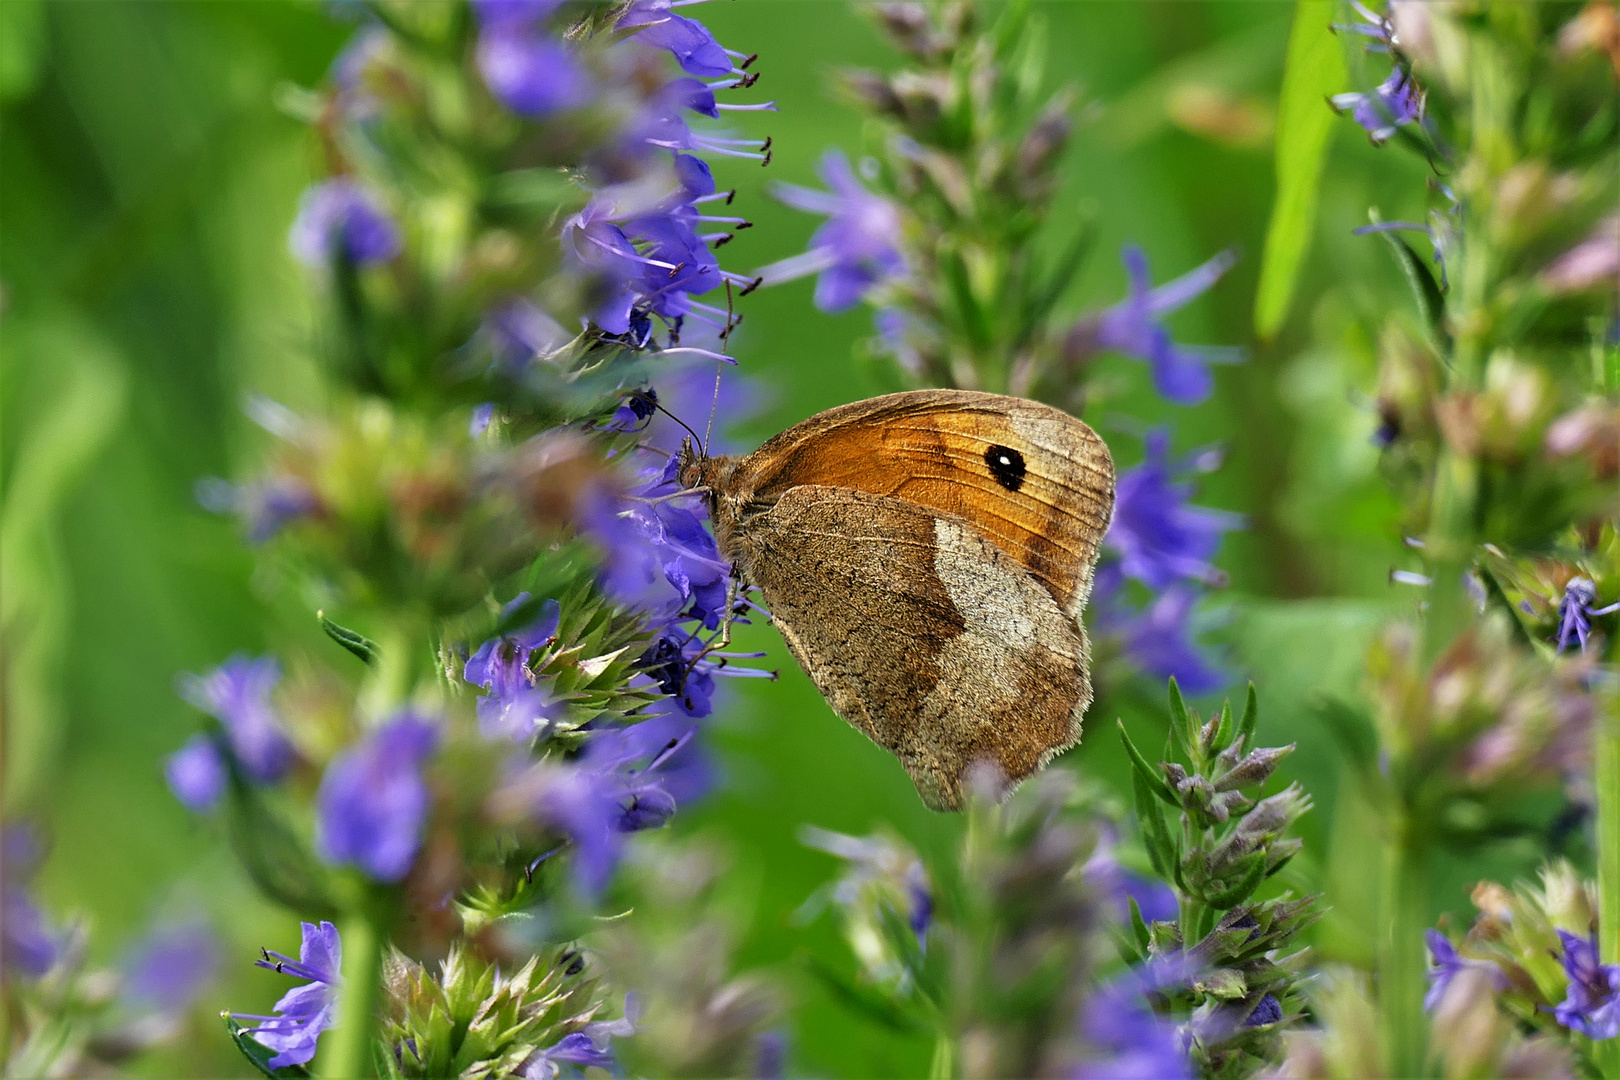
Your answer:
[155,0,791,1075]
[1117,683,1318,1079]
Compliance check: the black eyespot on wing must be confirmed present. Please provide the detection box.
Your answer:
[984,444,1026,491]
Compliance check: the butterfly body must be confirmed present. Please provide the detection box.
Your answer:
[679,389,1115,810]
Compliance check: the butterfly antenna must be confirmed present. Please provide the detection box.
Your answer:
[704,280,740,454]
[651,399,707,450]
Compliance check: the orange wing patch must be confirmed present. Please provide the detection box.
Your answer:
[734,390,1115,616]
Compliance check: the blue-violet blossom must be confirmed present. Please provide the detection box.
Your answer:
[1556,577,1619,653]
[288,178,401,267]
[179,655,294,783]
[1082,246,1240,405]
[315,712,440,883]
[1424,929,1506,1013]
[1101,574,1227,695]
[232,921,341,1069]
[1551,929,1620,1040]
[165,734,229,813]
[1331,67,1424,146]
[465,594,566,742]
[1,824,59,979]
[473,0,587,117]
[758,149,904,312]
[121,919,220,1014]
[1106,430,1241,589]
[1074,978,1193,1080]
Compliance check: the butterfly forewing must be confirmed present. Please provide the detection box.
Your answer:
[733,390,1115,618]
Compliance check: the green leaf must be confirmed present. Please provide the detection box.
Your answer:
[1371,217,1447,339]
[1129,895,1153,952]
[319,611,378,666]
[222,1015,311,1079]
[1118,720,1178,807]
[1254,1,1346,340]
[1236,682,1260,748]
[1133,767,1178,885]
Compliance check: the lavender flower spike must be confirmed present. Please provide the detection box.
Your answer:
[1551,929,1620,1040]
[464,594,565,742]
[1088,246,1241,405]
[315,712,440,882]
[758,150,904,312]
[231,921,341,1069]
[288,178,401,267]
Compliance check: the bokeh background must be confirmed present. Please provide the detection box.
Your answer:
[1,2,1544,1075]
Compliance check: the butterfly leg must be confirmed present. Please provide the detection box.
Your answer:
[687,567,743,677]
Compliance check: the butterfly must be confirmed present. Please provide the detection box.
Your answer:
[677,389,1115,811]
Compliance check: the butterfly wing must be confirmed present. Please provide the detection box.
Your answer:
[731,389,1115,621]
[739,484,1089,811]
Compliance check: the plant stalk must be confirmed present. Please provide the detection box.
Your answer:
[317,907,386,1080]
[1379,814,1430,1079]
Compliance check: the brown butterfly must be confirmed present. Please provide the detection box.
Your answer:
[677,389,1115,811]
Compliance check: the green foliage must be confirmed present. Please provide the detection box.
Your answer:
[378,944,605,1080]
[1254,0,1346,341]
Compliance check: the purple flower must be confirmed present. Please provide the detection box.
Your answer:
[315,712,440,882]
[1556,577,1620,653]
[1244,994,1282,1027]
[1,824,59,979]
[621,0,734,77]
[1331,67,1424,146]
[1332,1,1397,53]
[1106,430,1240,589]
[196,475,320,544]
[1551,929,1620,1040]
[522,997,637,1079]
[563,196,756,336]
[759,150,905,312]
[1074,978,1193,1080]
[465,595,566,742]
[180,655,294,783]
[121,919,220,1013]
[500,724,697,895]
[1085,246,1240,405]
[166,735,228,812]
[1082,829,1179,925]
[1424,929,1506,1013]
[288,178,400,267]
[481,299,570,373]
[476,16,587,117]
[1103,576,1227,694]
[232,921,341,1070]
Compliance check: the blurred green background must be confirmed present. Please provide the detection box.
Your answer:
[0,2,1552,1075]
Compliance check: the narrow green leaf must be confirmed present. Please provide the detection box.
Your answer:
[1372,220,1447,338]
[223,1015,311,1079]
[1133,768,1178,883]
[1237,682,1261,747]
[318,611,378,666]
[1166,677,1190,737]
[1199,853,1270,909]
[1129,895,1153,952]
[1118,720,1178,807]
[1254,1,1346,340]
[1214,699,1234,752]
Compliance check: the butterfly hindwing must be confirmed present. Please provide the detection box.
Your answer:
[740,484,1090,810]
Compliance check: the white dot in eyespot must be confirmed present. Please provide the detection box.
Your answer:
[999,455,1010,465]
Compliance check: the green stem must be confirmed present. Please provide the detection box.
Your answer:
[1597,696,1620,1080]
[317,907,386,1080]
[928,1031,956,1080]
[1379,814,1430,1080]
